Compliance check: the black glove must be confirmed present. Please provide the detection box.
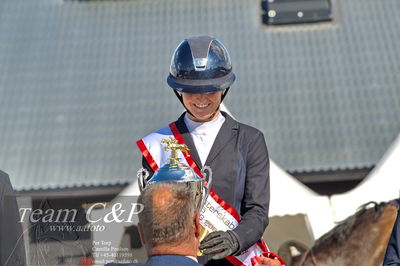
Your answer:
[199,230,240,260]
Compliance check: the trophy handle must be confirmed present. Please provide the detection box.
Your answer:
[137,168,150,192]
[200,165,213,209]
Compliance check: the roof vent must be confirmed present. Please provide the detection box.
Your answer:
[261,0,333,25]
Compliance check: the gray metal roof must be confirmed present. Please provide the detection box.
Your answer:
[1,0,399,190]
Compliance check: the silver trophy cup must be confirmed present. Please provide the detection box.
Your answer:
[137,137,212,211]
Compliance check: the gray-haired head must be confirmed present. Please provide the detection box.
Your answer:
[138,181,197,248]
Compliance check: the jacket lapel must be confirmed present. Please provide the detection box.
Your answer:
[205,111,239,166]
[174,113,203,169]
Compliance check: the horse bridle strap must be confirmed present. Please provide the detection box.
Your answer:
[299,248,318,266]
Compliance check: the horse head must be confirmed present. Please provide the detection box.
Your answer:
[280,200,398,266]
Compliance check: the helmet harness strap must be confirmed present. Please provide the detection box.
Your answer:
[173,88,229,121]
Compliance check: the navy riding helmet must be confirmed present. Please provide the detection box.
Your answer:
[167,35,236,98]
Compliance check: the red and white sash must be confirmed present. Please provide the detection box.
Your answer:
[137,122,269,266]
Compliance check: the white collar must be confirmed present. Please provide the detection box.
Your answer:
[185,255,198,262]
[184,112,225,133]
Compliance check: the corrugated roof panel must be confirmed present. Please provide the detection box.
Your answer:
[0,0,399,190]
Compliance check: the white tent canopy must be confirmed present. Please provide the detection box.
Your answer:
[269,160,335,239]
[331,133,400,222]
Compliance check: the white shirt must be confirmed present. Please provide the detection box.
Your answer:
[184,112,225,166]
